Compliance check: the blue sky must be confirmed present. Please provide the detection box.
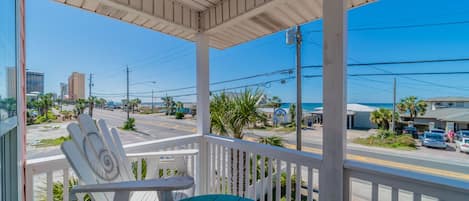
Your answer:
[26,0,469,103]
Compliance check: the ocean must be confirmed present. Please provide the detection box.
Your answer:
[281,103,393,112]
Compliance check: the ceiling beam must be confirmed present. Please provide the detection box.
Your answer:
[201,0,289,33]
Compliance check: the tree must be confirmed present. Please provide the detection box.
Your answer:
[129,98,141,113]
[31,93,54,117]
[176,101,184,112]
[258,136,284,147]
[88,96,96,117]
[370,108,399,130]
[289,103,296,126]
[161,96,175,115]
[98,98,107,109]
[210,89,265,195]
[74,99,87,117]
[267,96,282,127]
[397,96,427,121]
[210,89,265,139]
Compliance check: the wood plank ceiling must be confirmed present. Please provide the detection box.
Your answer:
[55,0,373,49]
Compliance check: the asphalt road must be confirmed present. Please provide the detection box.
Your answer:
[28,109,469,181]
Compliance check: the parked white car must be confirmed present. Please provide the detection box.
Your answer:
[422,132,447,149]
[455,130,469,153]
[427,129,447,142]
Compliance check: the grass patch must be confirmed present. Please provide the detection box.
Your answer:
[253,125,296,133]
[34,136,71,147]
[354,130,417,150]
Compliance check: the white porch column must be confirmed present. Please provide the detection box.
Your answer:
[319,0,347,200]
[196,33,210,135]
[196,32,210,195]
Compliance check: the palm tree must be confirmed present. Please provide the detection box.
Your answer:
[176,101,184,112]
[258,136,284,147]
[210,90,265,136]
[130,98,142,113]
[74,98,87,117]
[88,96,97,117]
[397,96,427,121]
[210,92,231,135]
[32,93,54,117]
[210,89,265,195]
[370,108,399,130]
[161,96,175,115]
[289,103,296,126]
[99,98,107,109]
[267,96,282,127]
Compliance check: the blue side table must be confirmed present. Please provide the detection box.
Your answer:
[180,194,254,201]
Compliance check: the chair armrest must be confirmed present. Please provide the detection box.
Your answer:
[71,176,194,194]
[126,149,198,159]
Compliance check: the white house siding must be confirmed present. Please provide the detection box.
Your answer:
[353,111,377,129]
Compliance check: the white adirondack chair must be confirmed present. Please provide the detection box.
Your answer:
[61,114,195,201]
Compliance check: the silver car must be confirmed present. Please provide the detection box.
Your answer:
[422,132,447,149]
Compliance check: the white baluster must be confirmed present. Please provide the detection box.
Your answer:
[308,167,313,201]
[63,169,69,201]
[245,152,250,198]
[47,172,53,201]
[221,146,226,194]
[252,153,257,200]
[296,164,301,201]
[286,163,291,201]
[260,156,265,201]
[238,151,244,196]
[137,159,142,180]
[267,157,273,201]
[233,149,238,195]
[276,160,281,201]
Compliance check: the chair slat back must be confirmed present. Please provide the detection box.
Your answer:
[61,114,133,201]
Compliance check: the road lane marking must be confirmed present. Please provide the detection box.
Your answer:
[243,136,469,180]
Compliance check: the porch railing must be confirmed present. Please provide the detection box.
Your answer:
[26,134,469,201]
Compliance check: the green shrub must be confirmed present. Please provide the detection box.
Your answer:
[122,118,136,130]
[34,115,48,124]
[354,130,416,150]
[175,112,184,119]
[132,159,147,180]
[35,135,71,147]
[40,178,91,201]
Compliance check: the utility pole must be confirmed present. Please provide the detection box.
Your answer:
[392,77,397,132]
[295,26,303,151]
[88,73,94,98]
[126,66,130,121]
[151,89,154,113]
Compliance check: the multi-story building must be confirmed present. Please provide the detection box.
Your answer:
[60,82,68,100]
[68,72,85,101]
[26,71,44,94]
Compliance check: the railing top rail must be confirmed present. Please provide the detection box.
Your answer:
[26,134,202,174]
[345,160,469,200]
[204,134,322,168]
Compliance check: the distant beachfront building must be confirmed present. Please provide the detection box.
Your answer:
[68,72,85,101]
[26,71,44,94]
[403,97,469,131]
[310,104,378,129]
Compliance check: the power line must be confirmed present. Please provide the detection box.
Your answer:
[305,19,469,33]
[304,71,469,78]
